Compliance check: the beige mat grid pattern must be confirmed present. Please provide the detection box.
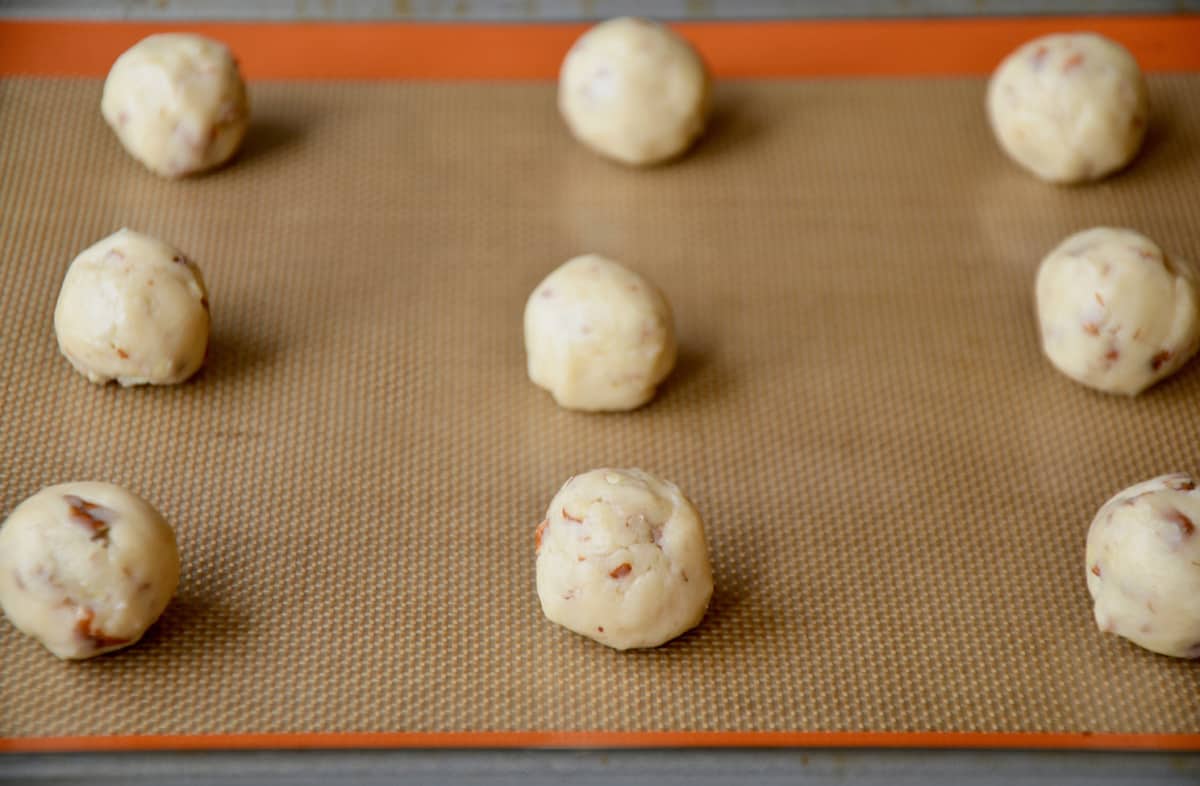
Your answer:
[0,76,1198,739]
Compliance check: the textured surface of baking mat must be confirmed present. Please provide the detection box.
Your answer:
[1,75,1199,749]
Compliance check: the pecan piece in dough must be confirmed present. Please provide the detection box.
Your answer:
[63,495,116,544]
[1164,509,1196,539]
[609,563,632,580]
[74,607,130,649]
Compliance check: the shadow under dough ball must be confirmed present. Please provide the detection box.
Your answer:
[102,32,249,177]
[0,482,181,659]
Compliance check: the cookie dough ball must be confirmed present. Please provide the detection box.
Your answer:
[102,33,249,177]
[0,482,181,659]
[558,17,711,166]
[55,229,211,386]
[524,254,676,411]
[986,33,1148,183]
[535,468,713,650]
[1087,474,1200,659]
[1035,228,1200,395]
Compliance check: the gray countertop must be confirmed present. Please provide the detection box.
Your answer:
[4,748,1200,786]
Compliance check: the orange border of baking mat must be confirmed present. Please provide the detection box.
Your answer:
[2,15,1200,754]
[0,16,1199,79]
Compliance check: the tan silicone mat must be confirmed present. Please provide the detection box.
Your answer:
[1,75,1198,742]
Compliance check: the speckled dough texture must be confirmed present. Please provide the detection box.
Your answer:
[987,33,1148,183]
[535,468,713,650]
[1086,474,1200,659]
[558,17,710,165]
[54,228,211,386]
[2,77,1200,741]
[0,482,181,660]
[1035,227,1200,395]
[524,254,676,411]
[102,33,249,177]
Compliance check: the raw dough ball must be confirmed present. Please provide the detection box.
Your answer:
[986,33,1148,183]
[535,468,713,650]
[1035,227,1200,395]
[1086,473,1200,659]
[558,16,711,166]
[524,254,676,411]
[102,33,249,177]
[55,228,211,386]
[0,482,181,659]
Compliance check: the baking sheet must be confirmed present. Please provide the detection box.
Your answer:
[0,74,1198,745]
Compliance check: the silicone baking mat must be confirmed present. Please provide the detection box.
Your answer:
[0,18,1198,753]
